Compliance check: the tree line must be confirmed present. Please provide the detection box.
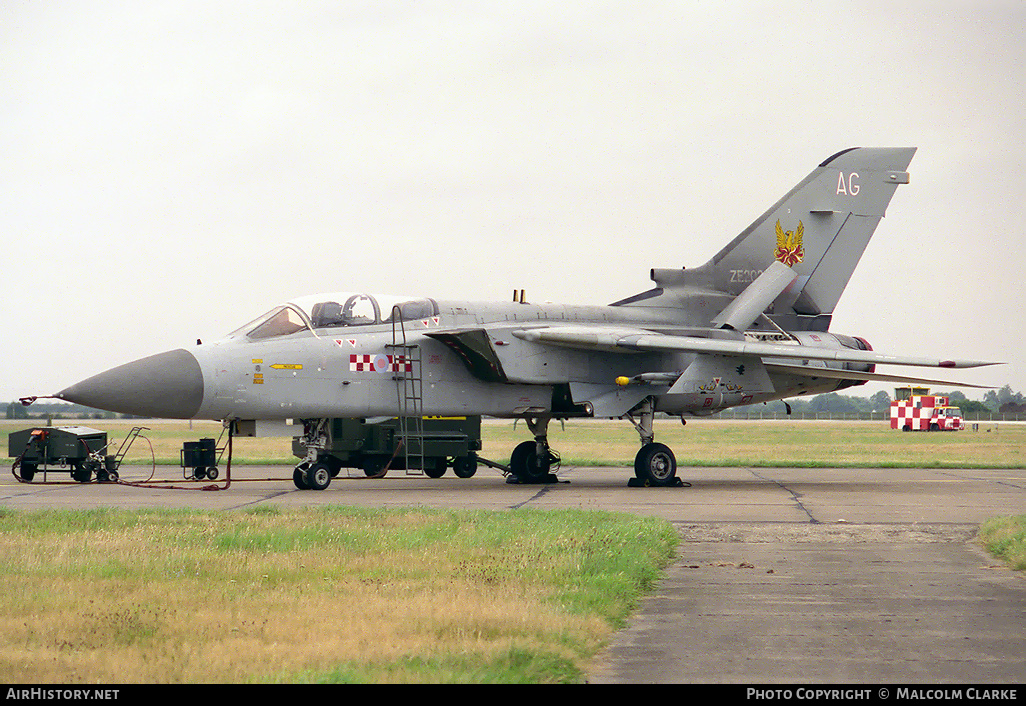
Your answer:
[717,385,1026,420]
[5,401,122,421]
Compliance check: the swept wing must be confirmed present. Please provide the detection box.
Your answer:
[511,326,997,370]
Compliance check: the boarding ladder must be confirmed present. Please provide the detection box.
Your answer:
[389,306,425,475]
[111,426,149,471]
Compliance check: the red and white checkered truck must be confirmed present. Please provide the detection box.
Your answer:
[890,387,965,431]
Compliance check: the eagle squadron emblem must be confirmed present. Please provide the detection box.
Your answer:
[774,219,805,266]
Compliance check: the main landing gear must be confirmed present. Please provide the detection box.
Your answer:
[507,416,560,484]
[507,400,682,487]
[625,398,681,487]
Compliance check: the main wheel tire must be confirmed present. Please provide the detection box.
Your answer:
[634,443,677,487]
[293,466,310,490]
[510,440,550,482]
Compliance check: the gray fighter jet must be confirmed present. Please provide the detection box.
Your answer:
[54,147,996,488]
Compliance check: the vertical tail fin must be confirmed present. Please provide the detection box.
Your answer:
[709,147,916,325]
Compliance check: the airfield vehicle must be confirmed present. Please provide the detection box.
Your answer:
[890,387,965,431]
[290,416,483,489]
[9,426,112,482]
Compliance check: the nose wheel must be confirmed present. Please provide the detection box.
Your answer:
[294,461,332,490]
[293,462,310,489]
[306,462,332,490]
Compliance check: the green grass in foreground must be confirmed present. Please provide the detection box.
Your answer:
[0,506,678,684]
[977,515,1026,571]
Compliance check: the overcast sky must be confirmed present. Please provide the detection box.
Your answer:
[2,0,1023,405]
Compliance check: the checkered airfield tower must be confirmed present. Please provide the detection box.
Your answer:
[890,387,965,431]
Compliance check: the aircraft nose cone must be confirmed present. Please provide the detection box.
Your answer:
[57,348,204,419]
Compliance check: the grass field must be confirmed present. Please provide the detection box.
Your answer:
[977,515,1026,571]
[486,419,1026,469]
[0,506,677,683]
[5,418,1024,469]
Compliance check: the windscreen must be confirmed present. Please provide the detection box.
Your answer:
[246,305,312,340]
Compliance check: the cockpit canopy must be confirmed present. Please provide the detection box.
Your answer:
[228,293,438,341]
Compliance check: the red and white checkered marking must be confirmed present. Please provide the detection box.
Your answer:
[349,354,412,373]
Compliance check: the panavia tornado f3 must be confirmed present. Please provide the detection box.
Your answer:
[53,147,998,488]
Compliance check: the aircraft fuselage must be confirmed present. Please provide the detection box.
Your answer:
[58,292,861,423]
